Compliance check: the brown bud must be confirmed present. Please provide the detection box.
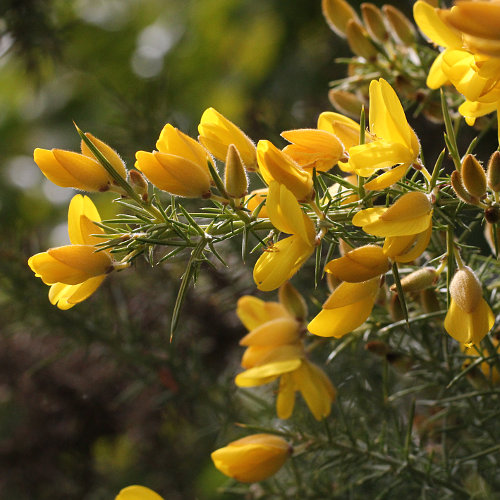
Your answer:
[279,282,308,322]
[389,293,405,322]
[451,170,479,205]
[382,5,416,46]
[487,151,500,193]
[450,266,483,313]
[328,89,363,119]
[346,20,378,60]
[361,3,388,43]
[419,288,441,313]
[129,169,148,200]
[322,0,360,37]
[390,267,438,293]
[365,340,389,357]
[485,206,500,224]
[224,144,248,199]
[462,154,487,199]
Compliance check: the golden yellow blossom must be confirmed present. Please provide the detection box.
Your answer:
[257,140,314,201]
[211,434,291,483]
[28,195,113,309]
[198,107,257,171]
[135,124,212,198]
[253,182,315,291]
[115,485,163,500]
[382,223,432,263]
[308,278,379,338]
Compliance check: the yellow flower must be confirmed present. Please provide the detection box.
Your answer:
[324,244,390,282]
[308,278,380,338]
[198,107,257,171]
[257,140,314,201]
[462,338,500,387]
[245,188,269,218]
[34,134,127,193]
[135,124,212,198]
[115,485,163,500]
[352,191,433,237]
[28,195,113,309]
[211,434,292,483]
[382,223,433,263]
[281,128,346,172]
[253,182,316,291]
[444,266,495,346]
[348,79,420,190]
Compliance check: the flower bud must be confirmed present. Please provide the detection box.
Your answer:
[211,434,292,483]
[487,151,500,192]
[361,3,388,43]
[327,89,363,119]
[80,132,127,180]
[388,293,405,322]
[451,170,478,205]
[449,266,482,314]
[279,282,308,322]
[390,267,438,293]
[461,154,487,199]
[382,5,416,46]
[115,485,163,500]
[419,288,441,314]
[322,0,360,37]
[129,169,149,201]
[346,20,378,60]
[245,188,268,218]
[485,206,500,224]
[224,144,248,199]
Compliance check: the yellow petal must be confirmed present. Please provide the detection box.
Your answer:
[381,192,432,221]
[308,294,376,338]
[239,317,301,346]
[459,99,498,126]
[68,195,103,246]
[325,245,389,282]
[245,188,269,218]
[276,373,296,419]
[236,296,289,331]
[257,140,313,201]
[349,141,414,175]
[48,275,106,309]
[364,163,410,191]
[427,52,450,89]
[323,278,379,309]
[413,1,462,49]
[253,236,314,292]
[317,112,361,151]
[198,107,257,170]
[241,344,304,369]
[235,359,302,387]
[384,223,432,263]
[81,133,127,180]
[115,485,164,500]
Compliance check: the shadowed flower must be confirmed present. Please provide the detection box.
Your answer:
[253,182,316,291]
[115,485,163,500]
[198,107,257,171]
[135,124,212,198]
[348,79,420,190]
[34,133,127,193]
[28,195,117,309]
[211,434,292,483]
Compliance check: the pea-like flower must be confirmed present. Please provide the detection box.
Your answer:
[348,79,420,190]
[28,195,117,309]
[253,182,316,291]
[115,485,163,500]
[211,434,292,483]
[198,107,257,171]
[135,124,213,198]
[34,133,127,193]
[444,266,495,346]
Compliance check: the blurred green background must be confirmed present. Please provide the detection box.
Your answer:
[0,0,350,498]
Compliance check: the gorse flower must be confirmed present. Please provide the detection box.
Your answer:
[348,78,420,190]
[211,434,292,483]
[28,195,115,309]
[115,485,163,500]
[135,124,213,198]
[253,182,316,291]
[198,107,257,171]
[34,133,127,193]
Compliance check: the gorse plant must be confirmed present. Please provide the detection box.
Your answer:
[27,0,500,498]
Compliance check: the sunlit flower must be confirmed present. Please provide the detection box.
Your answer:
[324,244,390,282]
[115,485,163,500]
[347,79,420,190]
[444,266,495,346]
[257,140,314,201]
[135,124,212,198]
[198,107,257,171]
[253,182,316,291]
[308,278,380,338]
[28,195,116,309]
[382,223,433,263]
[211,434,292,483]
[34,133,127,193]
[352,191,433,237]
[281,128,346,172]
